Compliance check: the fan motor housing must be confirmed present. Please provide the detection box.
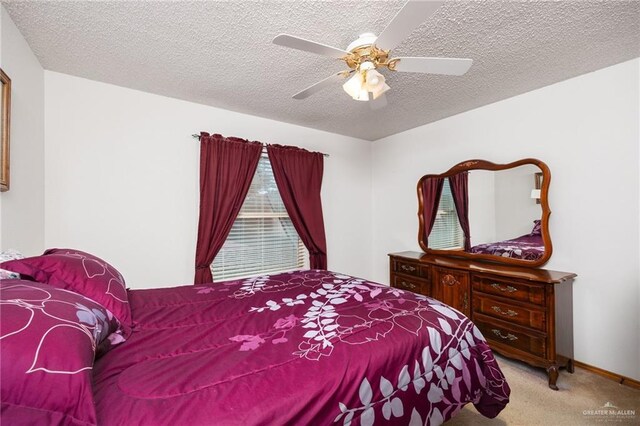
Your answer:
[344,33,393,70]
[346,33,378,52]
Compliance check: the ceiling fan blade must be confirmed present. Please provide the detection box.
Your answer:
[393,57,473,75]
[273,34,350,59]
[370,94,388,110]
[292,71,353,100]
[374,0,444,51]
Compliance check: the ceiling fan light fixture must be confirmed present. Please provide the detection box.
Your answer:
[344,62,386,102]
[347,75,370,101]
[371,82,390,100]
[353,87,371,101]
[343,72,364,99]
[365,69,386,91]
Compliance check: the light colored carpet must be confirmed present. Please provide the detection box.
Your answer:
[447,355,640,425]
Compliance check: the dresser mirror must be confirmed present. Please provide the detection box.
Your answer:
[417,159,552,267]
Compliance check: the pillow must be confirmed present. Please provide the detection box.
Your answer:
[0,279,125,425]
[0,249,24,279]
[530,220,542,236]
[0,248,132,334]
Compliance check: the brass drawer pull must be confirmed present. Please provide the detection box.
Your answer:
[400,281,417,290]
[492,329,518,341]
[491,306,518,317]
[490,283,517,293]
[400,264,416,273]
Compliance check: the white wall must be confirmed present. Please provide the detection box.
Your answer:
[44,71,373,288]
[494,165,542,240]
[372,58,640,381]
[0,6,45,255]
[468,170,496,246]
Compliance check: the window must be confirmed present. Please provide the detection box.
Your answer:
[211,154,307,281]
[429,179,464,249]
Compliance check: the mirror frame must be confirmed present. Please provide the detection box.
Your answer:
[417,158,552,267]
[1,68,10,192]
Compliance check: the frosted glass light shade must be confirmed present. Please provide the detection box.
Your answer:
[371,83,390,100]
[343,66,385,101]
[353,88,370,101]
[343,73,364,98]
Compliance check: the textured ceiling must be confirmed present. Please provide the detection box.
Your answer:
[3,0,639,141]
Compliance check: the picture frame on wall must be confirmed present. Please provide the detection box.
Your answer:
[1,68,11,192]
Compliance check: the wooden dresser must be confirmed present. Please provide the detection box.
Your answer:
[389,251,576,390]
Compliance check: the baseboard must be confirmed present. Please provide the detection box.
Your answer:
[574,360,640,390]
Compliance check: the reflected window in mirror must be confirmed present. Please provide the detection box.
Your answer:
[430,179,464,250]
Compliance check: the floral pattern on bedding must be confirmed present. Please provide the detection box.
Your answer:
[470,234,544,260]
[225,271,510,424]
[93,270,510,426]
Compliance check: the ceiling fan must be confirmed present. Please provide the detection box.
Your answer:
[273,0,472,104]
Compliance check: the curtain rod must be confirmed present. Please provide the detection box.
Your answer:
[191,134,329,157]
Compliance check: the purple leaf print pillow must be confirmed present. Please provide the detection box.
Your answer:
[0,279,124,425]
[0,248,132,335]
[530,220,542,236]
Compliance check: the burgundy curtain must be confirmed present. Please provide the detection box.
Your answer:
[266,144,327,269]
[421,177,445,244]
[194,132,263,283]
[449,172,471,251]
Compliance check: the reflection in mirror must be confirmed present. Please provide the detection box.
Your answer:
[418,159,551,266]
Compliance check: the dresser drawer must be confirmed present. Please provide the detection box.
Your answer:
[392,275,424,294]
[393,259,429,279]
[474,314,547,359]
[473,293,546,332]
[472,274,545,306]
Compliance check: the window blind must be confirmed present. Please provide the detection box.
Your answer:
[429,179,464,250]
[211,154,307,281]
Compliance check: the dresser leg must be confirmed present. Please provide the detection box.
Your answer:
[547,365,559,390]
[566,359,575,374]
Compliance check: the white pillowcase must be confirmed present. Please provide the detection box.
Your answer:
[0,249,24,279]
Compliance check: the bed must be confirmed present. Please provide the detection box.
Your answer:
[469,233,544,261]
[469,220,544,261]
[1,249,510,425]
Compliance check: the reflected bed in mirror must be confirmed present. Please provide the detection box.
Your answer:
[417,159,552,267]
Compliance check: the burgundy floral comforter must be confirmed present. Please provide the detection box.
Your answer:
[470,234,544,261]
[94,270,509,425]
